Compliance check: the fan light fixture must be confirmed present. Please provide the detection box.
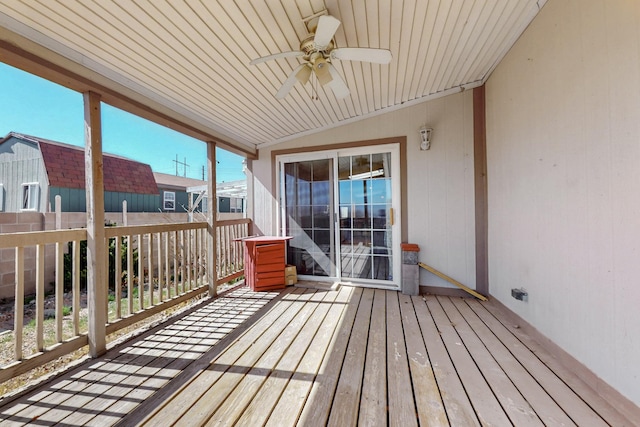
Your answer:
[250,12,392,100]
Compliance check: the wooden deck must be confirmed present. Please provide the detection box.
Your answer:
[0,285,633,426]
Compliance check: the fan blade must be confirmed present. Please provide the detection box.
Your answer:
[250,51,304,65]
[331,48,392,64]
[327,64,350,99]
[276,64,307,99]
[314,15,341,49]
[313,58,333,86]
[296,64,312,85]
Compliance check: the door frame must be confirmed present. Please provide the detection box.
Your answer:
[273,137,407,289]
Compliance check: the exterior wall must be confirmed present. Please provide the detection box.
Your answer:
[252,91,476,290]
[485,0,640,405]
[103,191,158,213]
[218,196,244,213]
[47,187,160,212]
[0,137,48,212]
[49,187,160,213]
[159,188,189,213]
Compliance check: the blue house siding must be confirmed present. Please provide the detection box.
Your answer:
[49,187,159,212]
[218,197,230,213]
[159,188,205,213]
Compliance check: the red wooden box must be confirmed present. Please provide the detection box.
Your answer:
[242,236,292,292]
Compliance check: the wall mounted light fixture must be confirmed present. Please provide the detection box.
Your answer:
[419,126,433,151]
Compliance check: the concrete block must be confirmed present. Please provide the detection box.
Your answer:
[402,264,419,296]
[402,251,419,264]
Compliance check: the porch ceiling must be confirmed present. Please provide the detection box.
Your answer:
[0,1,546,153]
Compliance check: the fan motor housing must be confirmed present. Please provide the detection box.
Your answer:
[300,35,334,59]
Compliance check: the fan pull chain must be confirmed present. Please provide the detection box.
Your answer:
[310,72,318,101]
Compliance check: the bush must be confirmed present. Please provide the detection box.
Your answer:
[63,237,138,292]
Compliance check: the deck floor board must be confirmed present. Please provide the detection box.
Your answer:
[0,286,634,426]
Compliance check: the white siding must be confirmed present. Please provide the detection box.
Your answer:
[486,0,640,405]
[0,136,48,212]
[253,91,476,290]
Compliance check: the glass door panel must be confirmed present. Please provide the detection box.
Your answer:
[338,152,393,281]
[284,159,335,277]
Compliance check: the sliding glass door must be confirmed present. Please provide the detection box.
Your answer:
[279,144,400,288]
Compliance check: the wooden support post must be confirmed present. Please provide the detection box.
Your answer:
[207,142,217,298]
[473,85,489,296]
[84,91,107,357]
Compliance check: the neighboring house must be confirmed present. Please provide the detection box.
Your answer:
[153,172,208,213]
[154,172,246,214]
[0,132,159,212]
[214,179,246,213]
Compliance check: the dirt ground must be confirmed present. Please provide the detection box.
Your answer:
[0,291,88,334]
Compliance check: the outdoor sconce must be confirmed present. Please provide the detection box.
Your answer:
[419,126,433,151]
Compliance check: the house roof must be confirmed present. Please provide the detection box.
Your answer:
[153,172,207,191]
[0,1,547,151]
[5,132,158,195]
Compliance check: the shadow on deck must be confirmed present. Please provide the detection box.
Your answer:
[0,285,633,426]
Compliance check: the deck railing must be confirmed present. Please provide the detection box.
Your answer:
[0,218,250,384]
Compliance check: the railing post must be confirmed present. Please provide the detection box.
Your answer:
[84,91,107,357]
[207,142,217,298]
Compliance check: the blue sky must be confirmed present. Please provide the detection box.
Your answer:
[0,62,246,183]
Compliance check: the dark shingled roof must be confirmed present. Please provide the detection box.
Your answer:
[8,133,158,195]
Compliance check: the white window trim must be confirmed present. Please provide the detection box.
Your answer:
[163,191,176,211]
[21,182,39,211]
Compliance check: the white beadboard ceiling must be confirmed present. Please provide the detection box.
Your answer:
[0,0,546,153]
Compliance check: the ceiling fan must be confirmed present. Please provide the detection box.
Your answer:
[250,13,392,100]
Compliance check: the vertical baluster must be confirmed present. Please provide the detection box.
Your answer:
[179,229,184,293]
[200,228,208,285]
[138,234,144,310]
[115,235,122,320]
[71,240,80,336]
[173,230,179,297]
[228,224,233,277]
[216,225,221,282]
[198,228,205,286]
[127,234,133,316]
[148,232,154,306]
[220,225,229,277]
[243,222,248,269]
[226,225,231,277]
[196,228,200,287]
[36,244,45,352]
[14,247,24,361]
[232,224,238,276]
[55,240,64,343]
[105,237,110,321]
[73,240,80,336]
[201,227,205,286]
[165,231,170,300]
[221,224,226,280]
[186,229,192,291]
[193,228,199,288]
[157,232,163,302]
